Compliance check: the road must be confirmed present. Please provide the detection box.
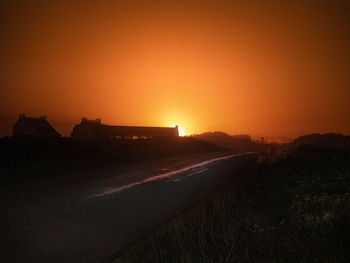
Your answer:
[1,152,258,263]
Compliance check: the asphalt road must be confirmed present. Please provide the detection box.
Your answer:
[1,152,258,263]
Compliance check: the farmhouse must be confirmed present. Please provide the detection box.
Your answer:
[71,118,179,139]
[13,114,61,138]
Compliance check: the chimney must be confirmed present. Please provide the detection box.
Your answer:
[81,117,87,123]
[19,113,26,120]
[40,115,47,121]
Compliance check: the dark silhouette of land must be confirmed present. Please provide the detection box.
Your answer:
[1,130,349,263]
[115,140,350,263]
[2,116,266,183]
[0,136,224,183]
[294,133,350,147]
[1,120,264,262]
[1,146,258,263]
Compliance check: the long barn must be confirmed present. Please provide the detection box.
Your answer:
[71,118,179,139]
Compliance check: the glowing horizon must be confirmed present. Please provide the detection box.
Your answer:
[170,124,186,137]
[1,1,350,138]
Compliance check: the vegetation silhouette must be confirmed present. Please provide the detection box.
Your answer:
[114,135,350,263]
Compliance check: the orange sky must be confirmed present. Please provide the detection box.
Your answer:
[1,0,350,138]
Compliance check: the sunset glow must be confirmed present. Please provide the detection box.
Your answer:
[178,126,186,137]
[2,2,350,263]
[171,124,186,137]
[1,1,350,138]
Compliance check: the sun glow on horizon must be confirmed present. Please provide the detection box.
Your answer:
[171,124,186,136]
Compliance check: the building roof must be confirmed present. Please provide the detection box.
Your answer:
[15,116,61,137]
[71,118,178,138]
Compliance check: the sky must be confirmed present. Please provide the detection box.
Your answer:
[1,0,350,138]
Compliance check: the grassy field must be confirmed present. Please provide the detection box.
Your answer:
[114,144,350,263]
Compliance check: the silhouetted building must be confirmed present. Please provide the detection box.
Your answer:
[71,117,179,139]
[13,113,61,138]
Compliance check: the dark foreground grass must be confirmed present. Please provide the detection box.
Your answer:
[114,145,350,263]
